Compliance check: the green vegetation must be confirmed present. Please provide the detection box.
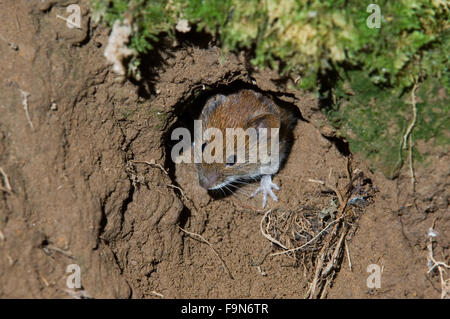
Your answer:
[91,0,449,177]
[326,74,449,178]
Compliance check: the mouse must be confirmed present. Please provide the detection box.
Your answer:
[194,89,297,208]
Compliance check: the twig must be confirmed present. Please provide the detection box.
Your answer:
[40,274,50,287]
[42,245,73,258]
[129,159,188,203]
[408,135,415,193]
[403,82,418,193]
[0,167,12,194]
[270,217,340,257]
[308,179,325,185]
[166,184,188,201]
[0,185,11,193]
[403,82,418,150]
[319,276,333,299]
[19,89,34,130]
[306,244,326,298]
[150,291,164,298]
[345,239,352,272]
[321,225,347,278]
[307,178,343,204]
[260,209,288,250]
[257,266,267,276]
[130,159,169,175]
[15,14,21,31]
[427,219,450,299]
[179,226,234,280]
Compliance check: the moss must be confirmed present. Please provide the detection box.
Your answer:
[90,1,445,86]
[327,73,449,178]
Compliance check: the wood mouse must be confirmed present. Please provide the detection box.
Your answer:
[194,89,296,207]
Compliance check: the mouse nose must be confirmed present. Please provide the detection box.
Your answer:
[198,172,218,189]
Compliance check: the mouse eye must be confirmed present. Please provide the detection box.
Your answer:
[201,143,207,152]
[226,154,237,167]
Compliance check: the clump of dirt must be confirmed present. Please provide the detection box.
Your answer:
[0,0,448,299]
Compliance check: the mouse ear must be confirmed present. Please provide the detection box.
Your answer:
[246,113,280,130]
[201,94,227,122]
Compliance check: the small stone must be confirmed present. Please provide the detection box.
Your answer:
[320,125,336,137]
[175,19,191,33]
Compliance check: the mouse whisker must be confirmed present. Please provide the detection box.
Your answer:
[233,180,254,186]
[219,186,227,197]
[227,183,251,196]
[224,185,235,195]
[227,188,248,200]
[223,185,242,198]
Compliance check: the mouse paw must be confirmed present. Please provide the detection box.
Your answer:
[250,175,280,208]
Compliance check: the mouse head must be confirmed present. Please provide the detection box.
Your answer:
[195,91,281,190]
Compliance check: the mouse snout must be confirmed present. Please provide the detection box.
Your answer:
[198,171,219,189]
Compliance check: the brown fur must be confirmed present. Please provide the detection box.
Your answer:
[196,89,296,189]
